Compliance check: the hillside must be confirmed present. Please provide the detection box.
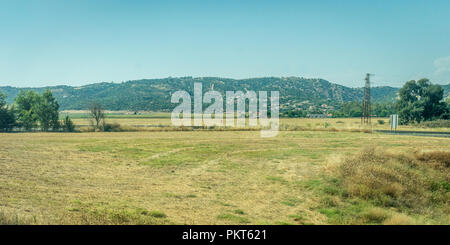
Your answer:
[0,77,420,112]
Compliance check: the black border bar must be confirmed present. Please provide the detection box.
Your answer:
[0,225,447,243]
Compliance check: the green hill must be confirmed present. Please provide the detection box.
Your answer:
[0,77,432,112]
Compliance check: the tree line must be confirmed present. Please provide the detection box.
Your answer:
[0,90,75,132]
[1,79,449,130]
[1,88,116,132]
[333,79,449,124]
[332,102,397,118]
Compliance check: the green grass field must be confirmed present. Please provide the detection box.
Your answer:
[0,117,449,225]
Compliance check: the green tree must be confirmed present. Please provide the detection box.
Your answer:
[284,110,306,118]
[15,90,39,130]
[0,91,16,131]
[334,101,362,117]
[35,90,60,131]
[441,97,450,119]
[396,79,448,124]
[372,103,396,117]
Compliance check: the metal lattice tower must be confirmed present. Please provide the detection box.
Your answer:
[361,73,372,124]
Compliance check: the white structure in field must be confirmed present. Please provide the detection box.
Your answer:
[390,114,399,131]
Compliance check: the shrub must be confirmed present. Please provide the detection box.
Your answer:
[148,210,167,218]
[62,116,76,132]
[338,147,449,209]
[317,147,449,224]
[101,123,123,132]
[418,119,450,128]
[377,119,385,125]
[414,151,450,168]
[383,214,416,225]
[363,207,389,223]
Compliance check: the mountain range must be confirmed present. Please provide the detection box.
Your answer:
[1,77,449,112]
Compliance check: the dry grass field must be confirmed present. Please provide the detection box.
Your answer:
[0,117,449,225]
[66,113,450,133]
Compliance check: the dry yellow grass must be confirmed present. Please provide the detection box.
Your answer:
[318,147,449,224]
[71,117,450,133]
[0,121,449,225]
[383,214,417,225]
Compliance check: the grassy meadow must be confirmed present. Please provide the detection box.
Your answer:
[60,111,450,132]
[0,116,449,225]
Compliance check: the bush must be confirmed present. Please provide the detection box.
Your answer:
[417,119,450,128]
[148,210,167,218]
[377,119,385,125]
[383,213,416,225]
[62,116,76,132]
[338,147,449,209]
[414,151,450,168]
[363,207,389,223]
[316,147,449,224]
[102,123,123,132]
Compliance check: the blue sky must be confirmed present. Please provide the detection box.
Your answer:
[1,0,449,88]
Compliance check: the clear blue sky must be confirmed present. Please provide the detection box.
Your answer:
[1,0,449,88]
